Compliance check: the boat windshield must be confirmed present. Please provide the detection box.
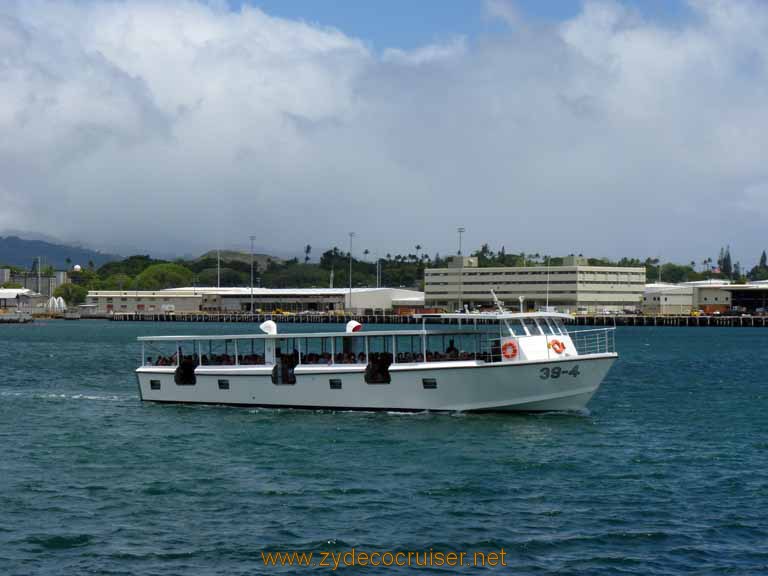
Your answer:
[502,318,527,336]
[523,318,542,336]
[552,318,569,335]
[537,318,556,335]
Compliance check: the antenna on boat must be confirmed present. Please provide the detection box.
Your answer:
[491,289,516,337]
[490,289,505,313]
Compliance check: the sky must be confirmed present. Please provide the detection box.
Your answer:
[1,0,767,265]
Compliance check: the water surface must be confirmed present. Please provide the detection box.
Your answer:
[0,321,766,575]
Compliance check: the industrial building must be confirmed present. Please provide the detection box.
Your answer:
[0,268,68,298]
[424,256,646,313]
[0,288,43,311]
[85,287,425,315]
[721,281,768,314]
[641,280,733,315]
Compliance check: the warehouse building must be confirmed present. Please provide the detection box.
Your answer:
[86,287,424,315]
[721,281,768,314]
[641,280,733,315]
[424,256,645,313]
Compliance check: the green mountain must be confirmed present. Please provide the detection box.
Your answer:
[0,236,120,270]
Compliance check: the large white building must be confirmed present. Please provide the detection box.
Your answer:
[424,256,646,313]
[86,287,424,315]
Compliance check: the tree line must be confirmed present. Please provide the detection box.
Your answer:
[4,244,763,305]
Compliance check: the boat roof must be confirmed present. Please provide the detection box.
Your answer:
[414,312,572,320]
[138,328,497,342]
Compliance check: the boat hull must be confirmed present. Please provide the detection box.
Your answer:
[136,354,616,412]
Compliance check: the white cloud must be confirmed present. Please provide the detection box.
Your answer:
[382,37,466,66]
[1,0,768,263]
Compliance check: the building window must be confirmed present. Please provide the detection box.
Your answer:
[422,378,437,389]
[329,378,342,390]
[218,379,230,390]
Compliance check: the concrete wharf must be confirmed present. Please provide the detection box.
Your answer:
[107,312,768,327]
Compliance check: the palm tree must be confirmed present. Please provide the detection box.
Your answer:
[363,249,370,261]
[304,244,311,264]
[415,244,422,262]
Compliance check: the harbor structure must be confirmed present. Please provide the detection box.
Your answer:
[85,287,425,316]
[641,280,734,315]
[720,281,768,314]
[424,256,645,313]
[0,267,69,298]
[0,288,43,311]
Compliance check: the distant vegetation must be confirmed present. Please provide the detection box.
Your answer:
[50,244,768,295]
[6,239,767,299]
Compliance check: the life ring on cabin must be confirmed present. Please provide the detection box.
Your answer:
[501,341,518,360]
[550,340,566,354]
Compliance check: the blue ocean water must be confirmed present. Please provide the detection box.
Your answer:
[0,321,766,575]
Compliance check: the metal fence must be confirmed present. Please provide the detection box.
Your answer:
[565,327,616,355]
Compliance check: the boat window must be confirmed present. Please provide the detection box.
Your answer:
[150,380,161,390]
[329,378,342,390]
[425,333,482,362]
[422,378,437,389]
[236,339,266,365]
[299,337,333,365]
[202,339,237,366]
[553,319,569,335]
[218,379,230,390]
[147,341,184,367]
[523,318,542,336]
[504,319,527,336]
[537,318,555,335]
[395,335,424,363]
[335,335,366,365]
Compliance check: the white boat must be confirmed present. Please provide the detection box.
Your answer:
[135,311,617,412]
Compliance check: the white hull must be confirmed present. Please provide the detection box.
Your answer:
[136,354,616,412]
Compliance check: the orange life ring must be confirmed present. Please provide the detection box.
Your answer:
[501,341,518,360]
[550,339,566,354]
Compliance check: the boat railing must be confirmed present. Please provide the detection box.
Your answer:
[566,327,616,356]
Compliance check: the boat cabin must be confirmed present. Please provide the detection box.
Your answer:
[137,312,612,389]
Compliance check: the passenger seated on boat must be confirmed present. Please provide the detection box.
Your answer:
[446,339,458,358]
[146,357,153,365]
[365,352,392,383]
[358,352,366,363]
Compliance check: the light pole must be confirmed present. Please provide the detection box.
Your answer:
[348,232,355,312]
[457,226,466,311]
[249,235,256,314]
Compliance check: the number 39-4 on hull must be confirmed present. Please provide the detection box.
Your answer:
[135,312,617,413]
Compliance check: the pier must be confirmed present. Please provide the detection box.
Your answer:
[106,312,768,327]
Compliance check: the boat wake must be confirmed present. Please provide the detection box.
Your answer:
[0,390,132,402]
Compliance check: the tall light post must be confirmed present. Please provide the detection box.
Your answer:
[457,226,466,311]
[249,235,256,314]
[348,232,355,313]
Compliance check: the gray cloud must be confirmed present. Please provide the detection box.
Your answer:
[1,0,767,263]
